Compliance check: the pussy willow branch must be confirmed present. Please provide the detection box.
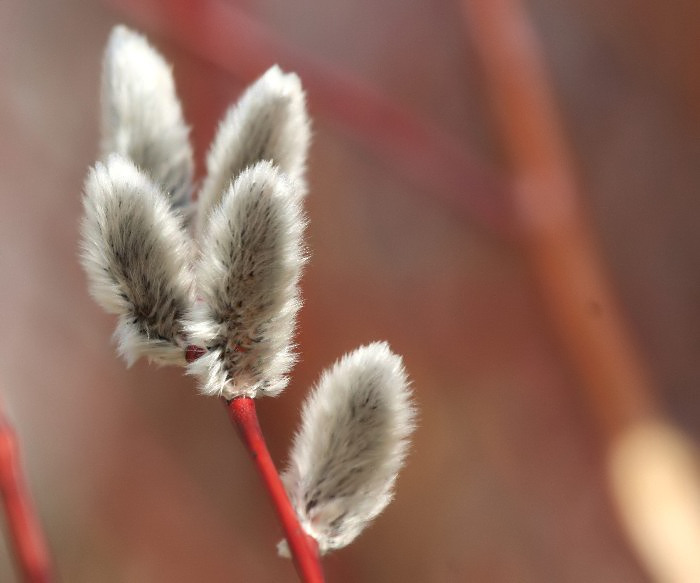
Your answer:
[0,401,53,583]
[101,0,700,578]
[184,349,324,583]
[106,0,514,238]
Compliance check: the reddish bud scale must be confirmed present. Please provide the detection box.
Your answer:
[185,345,207,363]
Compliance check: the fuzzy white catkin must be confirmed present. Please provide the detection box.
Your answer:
[186,161,306,399]
[281,342,416,555]
[101,25,194,208]
[81,154,194,365]
[196,65,310,237]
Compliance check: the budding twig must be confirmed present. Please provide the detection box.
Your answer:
[80,24,412,583]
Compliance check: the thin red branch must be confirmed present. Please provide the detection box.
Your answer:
[226,398,324,583]
[0,403,53,583]
[185,348,323,582]
[105,0,515,238]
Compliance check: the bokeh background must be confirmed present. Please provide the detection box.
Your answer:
[1,0,699,581]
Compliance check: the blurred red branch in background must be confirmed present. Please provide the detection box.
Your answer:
[461,1,700,581]
[0,400,53,583]
[106,0,515,238]
[460,0,656,437]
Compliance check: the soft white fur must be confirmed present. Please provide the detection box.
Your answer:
[81,154,194,365]
[101,25,194,208]
[281,342,416,554]
[186,161,306,399]
[87,27,313,385]
[196,65,310,237]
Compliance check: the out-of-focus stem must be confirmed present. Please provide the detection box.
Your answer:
[461,1,700,581]
[462,0,655,437]
[226,397,324,583]
[0,403,53,583]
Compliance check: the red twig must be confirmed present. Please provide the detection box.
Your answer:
[226,398,324,583]
[185,349,323,582]
[105,0,515,238]
[0,404,53,583]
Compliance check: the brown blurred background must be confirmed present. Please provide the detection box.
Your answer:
[1,0,699,581]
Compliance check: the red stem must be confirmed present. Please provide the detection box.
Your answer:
[184,348,321,581]
[226,397,324,583]
[0,406,53,583]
